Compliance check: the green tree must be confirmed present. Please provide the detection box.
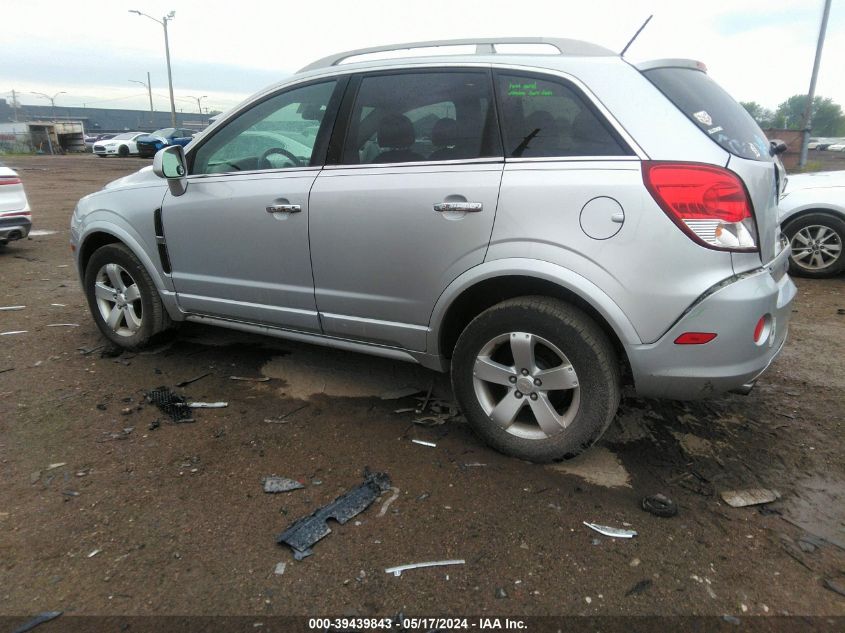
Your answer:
[740,101,775,128]
[773,95,845,135]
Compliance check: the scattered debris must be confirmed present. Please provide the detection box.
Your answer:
[146,387,193,422]
[0,367,14,374]
[642,493,679,518]
[231,375,270,382]
[188,401,228,408]
[45,463,66,471]
[87,549,101,558]
[377,487,401,517]
[629,557,641,567]
[413,415,450,427]
[276,470,391,560]
[263,476,305,493]
[274,562,287,576]
[265,404,309,423]
[411,439,437,448]
[385,559,465,577]
[0,305,25,311]
[720,488,781,508]
[61,490,80,497]
[462,462,487,468]
[379,387,423,400]
[46,323,79,327]
[78,344,104,356]
[583,522,638,538]
[798,534,824,553]
[625,579,653,596]
[175,372,211,388]
[11,611,63,633]
[1,330,28,336]
[495,587,508,599]
[824,576,845,597]
[148,419,161,431]
[50,303,66,307]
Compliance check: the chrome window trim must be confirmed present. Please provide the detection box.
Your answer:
[322,157,504,171]
[192,59,648,173]
[186,165,321,180]
[505,156,641,164]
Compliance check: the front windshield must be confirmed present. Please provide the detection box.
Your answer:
[112,132,139,140]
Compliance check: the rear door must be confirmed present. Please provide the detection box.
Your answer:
[308,69,503,351]
[641,65,781,267]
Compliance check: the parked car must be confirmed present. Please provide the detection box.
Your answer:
[85,133,116,150]
[827,140,845,152]
[135,128,196,158]
[71,38,796,462]
[92,132,145,157]
[780,170,845,277]
[817,138,845,151]
[0,162,32,247]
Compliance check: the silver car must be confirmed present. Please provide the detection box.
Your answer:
[71,38,796,461]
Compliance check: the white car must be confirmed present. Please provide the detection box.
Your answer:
[92,132,145,158]
[780,170,845,277]
[0,162,32,246]
[827,141,845,152]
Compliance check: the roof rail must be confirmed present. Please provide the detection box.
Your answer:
[298,37,615,73]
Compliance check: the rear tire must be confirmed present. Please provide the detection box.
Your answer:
[784,212,845,278]
[84,244,170,349]
[451,296,620,462]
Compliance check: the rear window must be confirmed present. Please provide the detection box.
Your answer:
[643,67,770,162]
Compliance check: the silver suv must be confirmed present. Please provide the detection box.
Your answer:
[71,38,796,462]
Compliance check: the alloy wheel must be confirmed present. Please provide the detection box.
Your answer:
[472,332,581,440]
[94,263,143,337]
[790,224,842,271]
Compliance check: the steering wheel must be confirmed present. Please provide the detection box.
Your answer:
[258,147,299,169]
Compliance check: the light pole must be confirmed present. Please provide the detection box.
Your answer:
[129,9,177,127]
[798,0,832,168]
[129,72,155,127]
[186,95,207,123]
[31,91,66,121]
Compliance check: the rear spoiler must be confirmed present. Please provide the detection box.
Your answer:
[635,59,708,73]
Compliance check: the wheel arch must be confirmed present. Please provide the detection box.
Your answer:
[781,206,845,231]
[429,259,641,376]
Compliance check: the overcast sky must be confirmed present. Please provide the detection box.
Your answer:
[2,0,842,116]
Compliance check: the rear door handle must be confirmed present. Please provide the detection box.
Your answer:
[433,202,483,213]
[266,204,301,214]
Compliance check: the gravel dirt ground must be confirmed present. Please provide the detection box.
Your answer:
[1,155,844,620]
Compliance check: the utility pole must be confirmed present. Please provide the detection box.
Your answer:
[129,9,177,127]
[799,0,832,168]
[10,89,19,121]
[129,72,155,127]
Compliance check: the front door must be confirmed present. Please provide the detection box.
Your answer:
[162,79,340,331]
[309,70,503,350]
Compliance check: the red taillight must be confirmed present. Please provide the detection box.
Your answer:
[643,161,758,252]
[0,177,22,186]
[674,332,717,345]
[753,316,768,343]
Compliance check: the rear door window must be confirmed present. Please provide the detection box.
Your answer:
[643,67,771,162]
[495,72,631,158]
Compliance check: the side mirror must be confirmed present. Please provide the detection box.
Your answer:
[153,145,188,196]
[769,140,788,156]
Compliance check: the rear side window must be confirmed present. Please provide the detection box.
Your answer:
[496,73,631,158]
[342,71,499,164]
[643,67,771,162]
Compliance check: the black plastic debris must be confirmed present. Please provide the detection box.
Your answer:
[176,372,211,388]
[145,387,193,422]
[625,579,653,596]
[276,469,391,560]
[641,493,678,518]
[12,611,62,633]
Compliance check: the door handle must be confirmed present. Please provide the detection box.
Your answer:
[266,204,301,214]
[433,202,483,213]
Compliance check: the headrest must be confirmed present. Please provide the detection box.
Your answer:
[431,118,459,147]
[377,114,416,149]
[571,109,607,141]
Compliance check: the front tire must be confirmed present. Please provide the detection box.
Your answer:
[84,244,169,349]
[451,296,620,462]
[118,145,129,157]
[784,212,845,278]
